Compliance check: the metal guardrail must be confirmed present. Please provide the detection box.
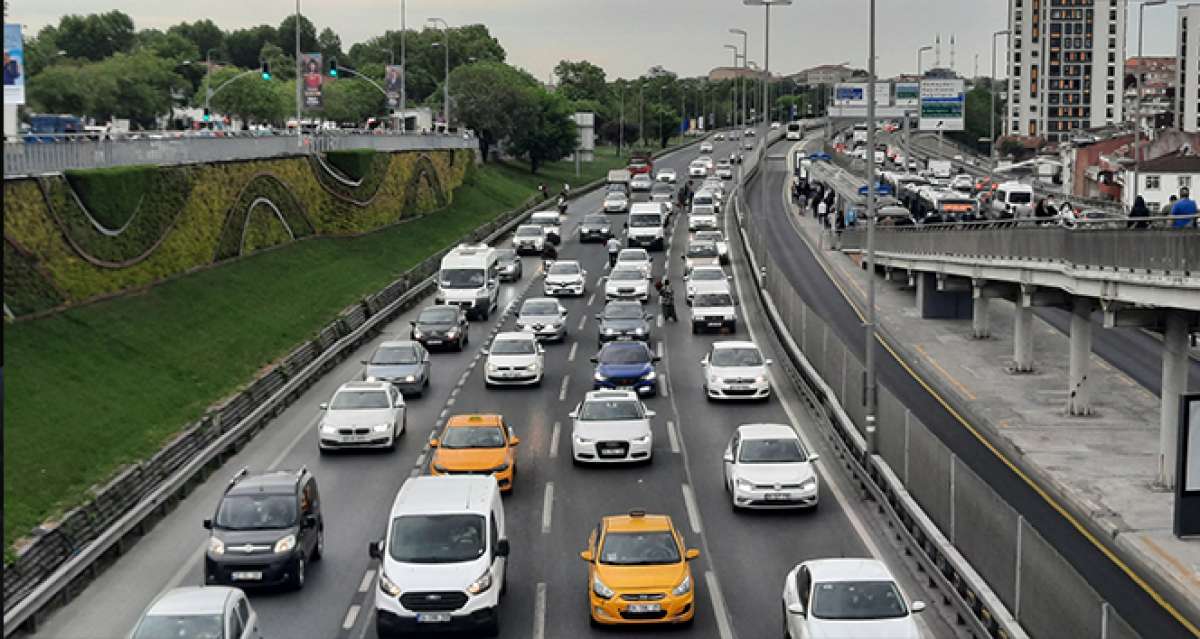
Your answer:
[3,132,477,177]
[734,123,1027,639]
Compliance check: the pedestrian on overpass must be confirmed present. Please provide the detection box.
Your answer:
[1160,194,1178,222]
[817,198,829,227]
[1170,187,1197,228]
[1127,196,1151,229]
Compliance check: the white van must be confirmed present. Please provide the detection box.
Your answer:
[786,122,803,140]
[370,476,508,636]
[436,244,500,321]
[692,191,719,214]
[990,182,1035,219]
[529,211,561,242]
[626,203,667,251]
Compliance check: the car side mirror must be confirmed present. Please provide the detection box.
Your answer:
[787,602,806,617]
[409,321,417,326]
[645,410,657,418]
[644,314,652,321]
[202,518,213,530]
[480,348,490,356]
[510,436,521,446]
[590,356,599,363]
[429,438,440,448]
[685,548,701,560]
[765,358,774,366]
[653,356,662,362]
[579,550,594,562]
[368,540,383,560]
[496,539,510,557]
[911,601,927,613]
[594,314,602,320]
[722,451,733,463]
[489,279,498,287]
[568,410,579,419]
[395,398,405,408]
[808,453,821,463]
[319,402,329,410]
[360,359,369,365]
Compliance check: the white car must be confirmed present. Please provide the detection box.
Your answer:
[716,161,734,180]
[516,297,568,342]
[318,381,406,452]
[782,559,926,639]
[682,240,721,274]
[605,265,651,302]
[693,190,720,214]
[615,248,652,279]
[702,341,769,400]
[691,230,728,263]
[569,390,655,464]
[723,423,818,509]
[543,260,586,297]
[656,168,677,183]
[530,210,561,241]
[130,587,263,639]
[688,160,709,178]
[699,141,714,153]
[771,121,781,129]
[690,290,737,334]
[512,225,545,255]
[684,265,731,303]
[714,133,725,141]
[483,332,544,387]
[630,173,654,192]
[688,210,718,232]
[604,190,630,213]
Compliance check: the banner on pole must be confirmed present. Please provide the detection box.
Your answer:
[919,79,965,132]
[385,65,403,108]
[4,24,26,105]
[301,53,323,109]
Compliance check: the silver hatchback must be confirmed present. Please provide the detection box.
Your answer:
[130,586,262,639]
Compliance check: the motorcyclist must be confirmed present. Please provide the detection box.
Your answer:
[659,279,677,322]
[557,194,568,214]
[605,236,622,268]
[540,242,558,271]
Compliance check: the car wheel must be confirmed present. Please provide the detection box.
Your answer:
[480,306,490,321]
[312,527,324,560]
[691,323,700,334]
[290,555,306,590]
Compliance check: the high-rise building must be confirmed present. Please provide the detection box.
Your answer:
[1007,0,1128,142]
[1125,56,1176,131]
[1179,3,1200,133]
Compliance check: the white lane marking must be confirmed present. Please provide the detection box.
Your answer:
[586,293,596,306]
[165,544,207,591]
[269,412,321,470]
[533,582,548,639]
[415,452,426,468]
[446,397,456,406]
[542,483,555,533]
[657,313,664,328]
[439,408,449,419]
[705,571,736,639]
[656,341,664,359]
[681,484,702,534]
[450,387,460,398]
[660,377,669,397]
[577,315,587,331]
[667,420,680,454]
[567,342,578,363]
[358,569,375,593]
[459,371,470,385]
[549,421,561,458]
[342,604,361,630]
[350,598,376,639]
[559,375,570,402]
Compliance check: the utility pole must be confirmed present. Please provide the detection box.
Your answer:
[294,0,302,147]
[990,30,1010,186]
[619,83,625,156]
[639,80,644,147]
[400,0,406,132]
[864,0,878,454]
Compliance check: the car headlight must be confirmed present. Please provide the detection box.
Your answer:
[631,434,651,444]
[274,534,297,554]
[373,423,391,433]
[755,375,768,385]
[575,435,594,444]
[800,477,818,491]
[405,375,416,382]
[634,327,646,335]
[643,371,657,380]
[604,328,617,335]
[671,573,692,596]
[491,462,510,472]
[467,569,493,595]
[413,327,424,338]
[594,372,607,382]
[735,477,755,491]
[320,423,336,434]
[379,572,402,597]
[365,376,378,382]
[445,329,458,338]
[208,536,225,556]
[592,574,615,599]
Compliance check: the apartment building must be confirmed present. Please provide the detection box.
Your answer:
[1180,3,1200,133]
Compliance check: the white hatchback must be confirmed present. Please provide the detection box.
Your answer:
[702,341,769,399]
[605,265,651,302]
[782,559,925,639]
[656,168,677,183]
[615,248,652,279]
[543,260,586,297]
[483,332,544,387]
[684,265,731,303]
[723,423,818,509]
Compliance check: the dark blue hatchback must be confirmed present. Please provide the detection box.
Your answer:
[591,341,660,396]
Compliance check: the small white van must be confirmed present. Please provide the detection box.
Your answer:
[990,182,1035,219]
[626,203,667,251]
[370,476,508,637]
[436,244,500,321]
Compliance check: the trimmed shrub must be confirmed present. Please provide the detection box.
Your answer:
[242,206,294,254]
[3,240,64,316]
[63,165,157,230]
[309,151,391,205]
[215,174,313,261]
[324,149,376,181]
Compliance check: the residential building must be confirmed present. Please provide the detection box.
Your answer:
[1127,148,1200,211]
[1007,0,1128,142]
[790,64,855,85]
[1124,56,1176,131]
[708,66,768,82]
[1179,3,1200,133]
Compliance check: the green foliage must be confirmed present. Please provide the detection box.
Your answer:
[64,165,158,230]
[310,150,392,205]
[55,11,136,61]
[325,149,377,181]
[241,206,294,254]
[87,51,188,127]
[446,61,539,160]
[317,27,344,62]
[949,86,1001,152]
[225,25,277,69]
[348,25,506,105]
[22,26,63,77]
[166,19,224,60]
[134,29,198,63]
[508,89,579,173]
[215,174,313,261]
[277,14,318,56]
[27,63,95,116]
[554,60,608,103]
[322,75,387,124]
[3,241,64,316]
[197,66,290,125]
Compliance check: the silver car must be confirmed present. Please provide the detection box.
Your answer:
[318,381,406,452]
[130,586,262,639]
[604,266,650,302]
[362,340,430,397]
[604,190,630,213]
[516,297,569,342]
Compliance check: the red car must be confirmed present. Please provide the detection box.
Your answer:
[628,153,653,175]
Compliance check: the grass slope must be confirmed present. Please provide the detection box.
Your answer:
[3,151,627,557]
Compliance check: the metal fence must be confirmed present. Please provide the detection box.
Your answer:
[4,132,477,177]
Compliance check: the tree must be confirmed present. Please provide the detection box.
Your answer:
[259,42,294,81]
[135,29,199,62]
[317,27,344,62]
[348,25,506,104]
[554,60,607,103]
[27,63,99,115]
[442,61,538,160]
[23,26,63,77]
[645,103,679,148]
[276,15,318,56]
[323,69,387,124]
[949,86,1001,152]
[225,25,277,69]
[508,89,578,173]
[167,20,224,58]
[54,11,136,61]
[88,52,186,127]
[195,66,288,125]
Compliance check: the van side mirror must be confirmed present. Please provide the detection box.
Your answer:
[202,518,213,530]
[645,410,657,418]
[590,356,599,363]
[685,548,700,560]
[368,540,383,560]
[722,450,733,463]
[787,602,806,617]
[496,539,510,557]
[304,514,319,528]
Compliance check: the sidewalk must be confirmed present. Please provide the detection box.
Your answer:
[783,167,1200,617]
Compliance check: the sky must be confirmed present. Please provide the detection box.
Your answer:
[10,0,1186,81]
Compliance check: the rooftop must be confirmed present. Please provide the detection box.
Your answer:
[1139,150,1200,173]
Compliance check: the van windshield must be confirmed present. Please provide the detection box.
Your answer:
[1008,192,1032,204]
[694,293,733,307]
[441,269,486,289]
[630,214,660,227]
[389,514,486,563]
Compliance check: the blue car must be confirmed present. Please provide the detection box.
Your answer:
[591,341,660,396]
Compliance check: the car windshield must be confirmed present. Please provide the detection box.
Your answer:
[600,531,680,565]
[549,262,581,276]
[584,215,608,225]
[579,399,642,421]
[420,307,458,323]
[652,184,673,194]
[215,494,297,530]
[522,300,559,316]
[515,226,542,237]
[605,191,626,199]
[610,269,643,281]
[440,268,486,289]
[695,293,733,307]
[604,304,643,320]
[532,214,559,226]
[688,243,718,257]
[372,345,420,365]
[388,514,486,564]
[691,269,724,281]
[491,338,535,355]
[630,214,660,227]
[330,390,391,409]
[694,195,713,204]
[739,438,806,463]
[132,614,225,639]
[1009,192,1032,204]
[441,426,506,449]
[711,347,763,367]
[618,251,647,262]
[694,232,722,243]
[810,581,908,620]
[600,344,650,364]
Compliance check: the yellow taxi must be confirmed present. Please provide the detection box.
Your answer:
[580,510,699,626]
[429,414,519,493]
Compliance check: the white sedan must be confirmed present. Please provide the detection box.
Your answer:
[604,265,651,302]
[483,332,544,387]
[569,390,655,464]
[630,174,654,192]
[684,265,731,303]
[782,559,926,639]
[543,260,586,297]
[702,340,771,400]
[723,423,818,509]
[615,248,652,279]
[699,141,714,153]
[656,168,677,183]
[318,381,406,452]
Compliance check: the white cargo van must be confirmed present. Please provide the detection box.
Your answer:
[990,182,1035,219]
[436,244,500,321]
[370,476,508,636]
[625,203,667,251]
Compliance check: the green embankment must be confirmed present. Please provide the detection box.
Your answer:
[3,149,627,559]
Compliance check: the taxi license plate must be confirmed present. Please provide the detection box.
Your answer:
[627,603,662,613]
[417,613,452,623]
[232,571,262,581]
[765,493,790,501]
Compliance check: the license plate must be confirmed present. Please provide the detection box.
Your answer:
[426,339,442,345]
[601,447,624,456]
[343,434,367,442]
[729,385,752,391]
[232,571,262,581]
[707,321,723,327]
[417,613,452,623]
[765,493,790,501]
[627,603,662,613]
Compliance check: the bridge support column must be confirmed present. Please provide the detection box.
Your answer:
[971,281,991,339]
[1012,294,1035,373]
[1065,297,1095,416]
[1159,311,1190,489]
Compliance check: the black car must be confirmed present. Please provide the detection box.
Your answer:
[579,214,613,242]
[595,300,653,346]
[411,305,469,350]
[203,467,323,590]
[495,248,523,282]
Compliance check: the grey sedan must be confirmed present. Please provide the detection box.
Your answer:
[362,340,431,397]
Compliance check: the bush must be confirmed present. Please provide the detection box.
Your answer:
[324,149,376,181]
[3,240,64,316]
[64,165,158,230]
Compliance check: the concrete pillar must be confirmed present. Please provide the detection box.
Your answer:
[1159,311,1190,489]
[971,283,991,339]
[1012,299,1035,373]
[1066,297,1094,416]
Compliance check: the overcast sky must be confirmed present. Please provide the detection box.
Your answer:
[11,0,1184,81]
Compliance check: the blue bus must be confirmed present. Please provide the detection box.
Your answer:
[25,114,86,142]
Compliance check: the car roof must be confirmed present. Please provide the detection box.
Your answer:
[805,558,895,583]
[390,476,497,517]
[522,297,559,307]
[516,224,542,230]
[493,331,536,342]
[585,389,638,401]
[604,512,674,533]
[712,340,759,351]
[227,468,306,496]
[337,380,392,393]
[610,265,644,275]
[549,259,581,268]
[601,341,651,354]
[618,249,648,257]
[736,423,798,440]
[378,340,420,350]
[446,414,503,428]
[148,587,233,616]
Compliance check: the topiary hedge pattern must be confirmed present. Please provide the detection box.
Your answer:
[309,150,392,205]
[64,165,159,230]
[324,149,377,181]
[3,148,473,316]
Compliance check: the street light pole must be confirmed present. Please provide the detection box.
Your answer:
[864,0,879,454]
[917,45,933,77]
[400,0,406,132]
[1133,0,1167,204]
[619,83,625,156]
[730,28,748,130]
[725,44,740,130]
[203,47,221,114]
[990,30,1010,188]
[294,0,302,145]
[429,18,450,130]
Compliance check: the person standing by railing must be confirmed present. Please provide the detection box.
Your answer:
[1170,187,1197,229]
[1127,196,1151,229]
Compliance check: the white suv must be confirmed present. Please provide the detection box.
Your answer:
[783,559,925,638]
[570,390,655,464]
[684,265,731,304]
[724,423,818,509]
[702,341,770,400]
[543,260,586,297]
[483,332,544,387]
[318,381,406,453]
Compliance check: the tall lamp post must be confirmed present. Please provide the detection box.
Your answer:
[917,45,933,77]
[399,0,406,132]
[744,0,792,154]
[428,18,450,130]
[729,28,748,129]
[203,48,222,114]
[864,0,879,454]
[1133,0,1167,204]
[725,44,742,130]
[989,30,1010,188]
[294,0,302,145]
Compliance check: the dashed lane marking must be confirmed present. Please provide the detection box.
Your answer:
[681,484,702,534]
[660,377,669,397]
[705,572,735,639]
[549,421,561,458]
[667,420,680,453]
[657,314,664,328]
[446,397,456,406]
[342,605,360,630]
[533,582,548,639]
[568,342,578,363]
[586,293,596,306]
[559,375,570,401]
[577,315,587,331]
[542,483,555,533]
[358,570,375,593]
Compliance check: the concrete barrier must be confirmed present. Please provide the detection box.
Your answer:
[905,415,953,534]
[952,457,1021,613]
[1017,518,1104,638]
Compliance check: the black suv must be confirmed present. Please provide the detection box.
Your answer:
[411,305,470,351]
[203,467,324,590]
[595,300,653,347]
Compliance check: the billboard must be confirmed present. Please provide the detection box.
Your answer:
[385,65,403,108]
[300,52,323,109]
[834,83,866,107]
[4,24,26,105]
[895,82,920,107]
[873,83,892,107]
[919,79,965,131]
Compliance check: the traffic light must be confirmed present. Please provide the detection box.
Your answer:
[328,58,338,78]
[202,108,211,122]
[260,61,271,80]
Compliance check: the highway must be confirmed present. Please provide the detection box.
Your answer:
[30,137,959,639]
[753,131,1195,639]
